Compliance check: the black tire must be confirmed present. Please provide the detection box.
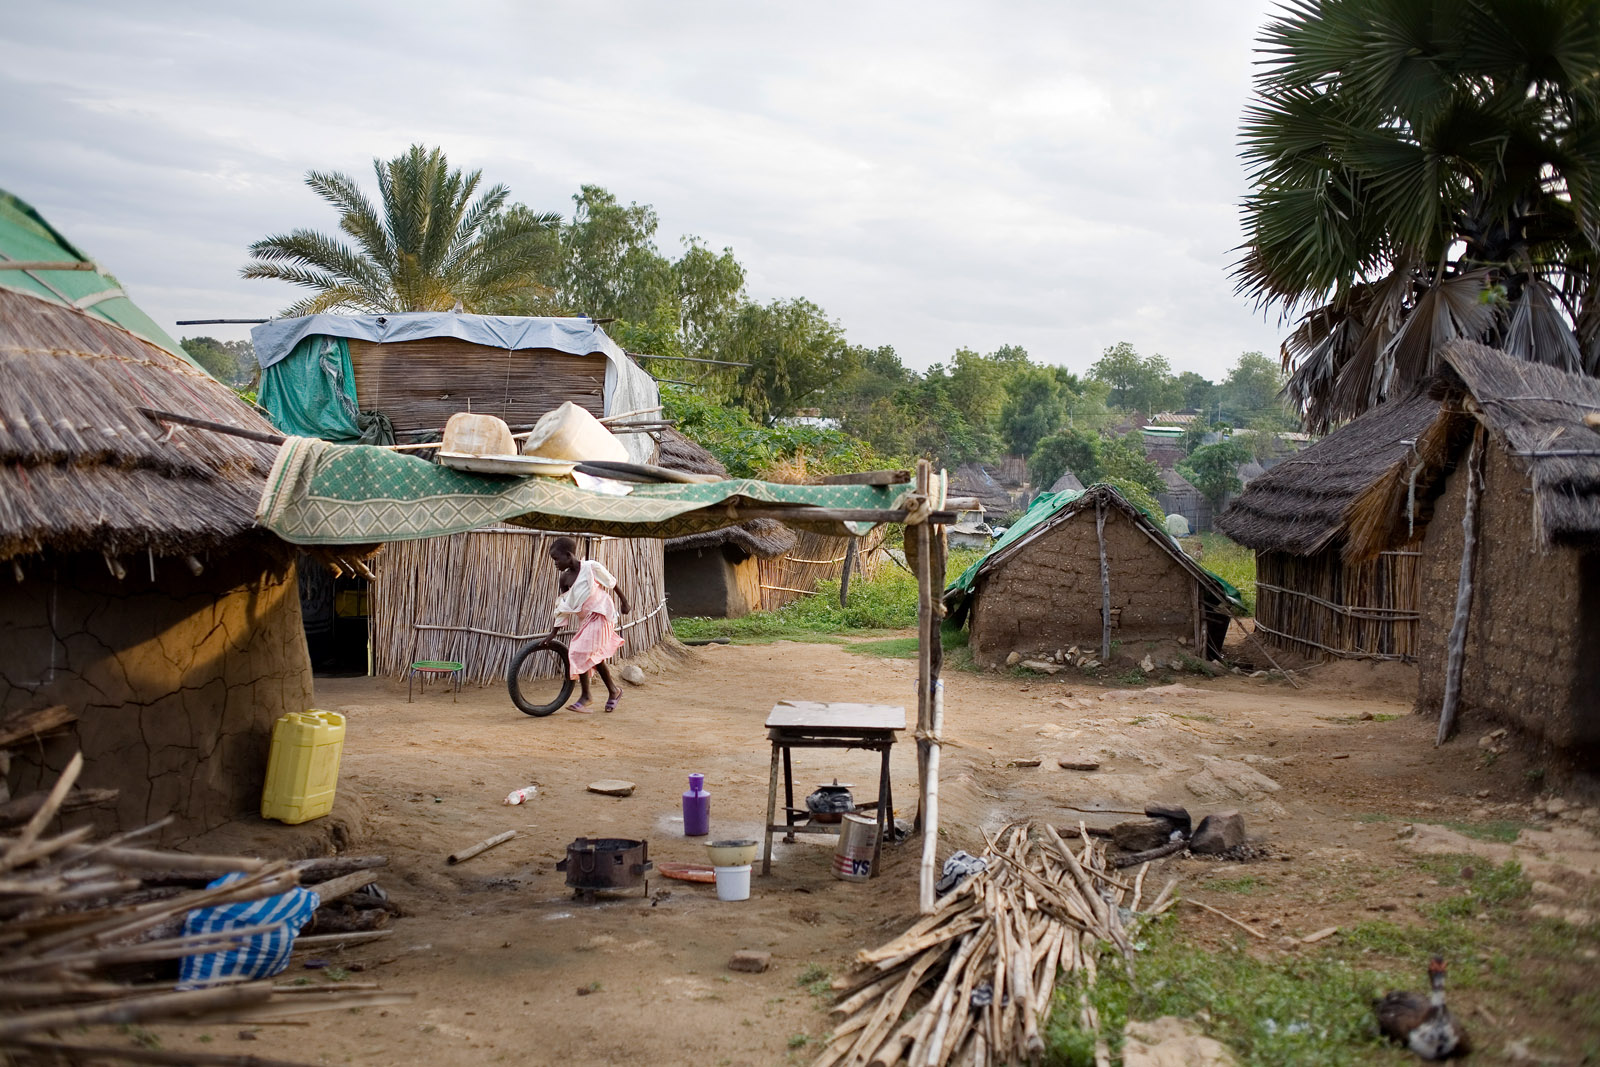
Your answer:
[507,640,575,717]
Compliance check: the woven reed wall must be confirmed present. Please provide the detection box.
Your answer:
[757,526,888,611]
[1253,545,1420,661]
[347,339,605,435]
[369,528,669,684]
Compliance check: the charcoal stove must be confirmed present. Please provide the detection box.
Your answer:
[556,837,653,899]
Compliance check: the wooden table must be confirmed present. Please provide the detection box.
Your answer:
[762,701,905,878]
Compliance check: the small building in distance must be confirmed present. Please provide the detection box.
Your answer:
[1156,467,1212,533]
[656,429,795,618]
[0,190,314,835]
[945,485,1238,667]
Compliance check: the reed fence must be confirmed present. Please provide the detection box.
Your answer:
[1254,545,1420,661]
[757,526,889,611]
[369,527,669,684]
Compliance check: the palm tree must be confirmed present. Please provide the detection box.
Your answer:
[243,145,560,315]
[1235,0,1600,430]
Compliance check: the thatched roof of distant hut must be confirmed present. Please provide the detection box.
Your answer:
[655,428,796,559]
[1049,471,1085,493]
[1216,392,1443,561]
[0,195,279,563]
[1436,341,1600,549]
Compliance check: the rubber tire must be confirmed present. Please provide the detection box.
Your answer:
[507,640,575,717]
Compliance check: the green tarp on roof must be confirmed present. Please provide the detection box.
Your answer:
[945,485,1244,612]
[256,436,915,544]
[0,189,200,370]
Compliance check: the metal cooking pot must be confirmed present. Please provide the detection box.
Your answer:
[556,837,653,896]
[806,780,855,824]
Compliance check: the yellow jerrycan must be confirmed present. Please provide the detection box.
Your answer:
[261,710,346,824]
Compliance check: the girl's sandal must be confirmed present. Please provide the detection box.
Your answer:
[603,693,623,713]
[569,700,593,714]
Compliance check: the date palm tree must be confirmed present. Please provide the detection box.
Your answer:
[1235,0,1600,429]
[243,145,560,315]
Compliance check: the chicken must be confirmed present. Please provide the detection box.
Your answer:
[1376,956,1471,1060]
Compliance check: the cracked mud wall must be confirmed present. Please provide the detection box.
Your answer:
[1416,444,1599,756]
[1,550,313,836]
[969,506,1201,666]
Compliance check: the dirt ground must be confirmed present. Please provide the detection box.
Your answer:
[142,639,1599,1066]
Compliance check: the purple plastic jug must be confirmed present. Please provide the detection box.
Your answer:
[682,773,710,837]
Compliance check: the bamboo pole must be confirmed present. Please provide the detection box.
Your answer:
[1096,498,1111,662]
[1438,426,1485,746]
[446,830,516,865]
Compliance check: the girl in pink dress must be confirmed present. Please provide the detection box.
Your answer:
[550,537,629,713]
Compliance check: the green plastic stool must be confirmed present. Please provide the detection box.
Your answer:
[408,660,464,702]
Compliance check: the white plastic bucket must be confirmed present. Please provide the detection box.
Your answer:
[713,864,752,901]
[832,813,878,882]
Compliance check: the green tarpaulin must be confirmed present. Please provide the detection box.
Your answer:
[257,336,394,444]
[256,436,917,544]
[0,189,201,370]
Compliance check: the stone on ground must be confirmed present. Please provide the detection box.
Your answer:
[619,664,646,686]
[1122,1017,1236,1066]
[727,950,771,973]
[1113,818,1180,852]
[587,780,636,797]
[1057,755,1102,772]
[1189,810,1247,855]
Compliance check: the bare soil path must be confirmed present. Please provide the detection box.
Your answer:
[147,641,1595,1066]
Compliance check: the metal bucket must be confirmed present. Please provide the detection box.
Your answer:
[831,813,878,882]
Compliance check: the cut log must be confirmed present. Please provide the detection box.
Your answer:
[0,787,118,829]
[0,705,75,749]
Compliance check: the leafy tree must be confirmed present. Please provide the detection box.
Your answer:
[1176,371,1216,414]
[1219,351,1287,424]
[998,366,1064,455]
[1029,428,1101,488]
[1178,438,1253,507]
[1089,342,1180,413]
[722,298,856,421]
[1237,0,1600,429]
[181,336,256,389]
[555,186,674,322]
[1244,408,1300,461]
[1097,433,1165,500]
[243,145,560,314]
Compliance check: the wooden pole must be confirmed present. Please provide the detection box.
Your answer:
[914,461,950,914]
[1096,497,1112,662]
[1438,426,1484,746]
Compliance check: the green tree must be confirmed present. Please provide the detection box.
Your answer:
[556,185,675,323]
[1219,351,1287,424]
[1029,428,1101,488]
[1178,438,1253,508]
[998,366,1064,455]
[1089,342,1179,413]
[1098,433,1165,500]
[1176,371,1216,414]
[181,336,256,389]
[243,145,560,314]
[723,298,856,421]
[1237,0,1600,429]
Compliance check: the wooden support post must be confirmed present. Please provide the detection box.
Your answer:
[1096,498,1112,663]
[913,461,948,914]
[1438,427,1484,746]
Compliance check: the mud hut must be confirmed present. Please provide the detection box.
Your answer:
[1156,467,1211,533]
[946,485,1237,666]
[1216,394,1441,662]
[0,190,313,834]
[656,429,795,617]
[248,313,671,682]
[1405,343,1600,756]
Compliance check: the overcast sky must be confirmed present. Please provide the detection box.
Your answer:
[2,1,1287,380]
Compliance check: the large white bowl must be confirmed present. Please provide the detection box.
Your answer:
[705,839,759,866]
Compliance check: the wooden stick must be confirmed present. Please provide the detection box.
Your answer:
[14,1037,318,1067]
[292,855,389,881]
[0,705,75,749]
[447,829,516,865]
[305,868,379,903]
[291,929,394,949]
[0,787,118,830]
[1438,425,1483,745]
[1096,498,1112,662]
[1,752,83,873]
[0,982,271,1040]
[1183,897,1267,940]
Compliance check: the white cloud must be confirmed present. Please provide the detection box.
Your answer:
[0,0,1286,377]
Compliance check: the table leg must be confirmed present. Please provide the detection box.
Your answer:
[763,741,781,876]
[782,744,796,844]
[873,744,891,878]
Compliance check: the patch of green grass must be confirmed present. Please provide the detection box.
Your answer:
[1044,919,1401,1067]
[1196,533,1256,615]
[1430,820,1528,843]
[1115,670,1147,685]
[671,549,985,644]
[797,963,831,998]
[1204,876,1262,894]
[787,1033,812,1049]
[846,625,969,661]
[1174,712,1218,724]
[1320,713,1401,724]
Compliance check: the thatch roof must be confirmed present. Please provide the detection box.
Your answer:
[1049,471,1085,493]
[655,428,796,559]
[0,286,280,562]
[1441,340,1600,548]
[1215,392,1442,559]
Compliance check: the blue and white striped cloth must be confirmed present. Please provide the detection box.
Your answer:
[176,872,321,989]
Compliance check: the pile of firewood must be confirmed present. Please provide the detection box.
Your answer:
[0,752,412,1065]
[815,823,1177,1067]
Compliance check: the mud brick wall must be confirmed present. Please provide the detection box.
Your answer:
[1416,444,1599,753]
[970,507,1199,665]
[1,550,314,837]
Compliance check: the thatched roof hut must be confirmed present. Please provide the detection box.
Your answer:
[656,429,796,617]
[0,189,313,834]
[1215,394,1441,662]
[1409,342,1600,757]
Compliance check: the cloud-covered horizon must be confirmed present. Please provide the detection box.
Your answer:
[1,1,1288,379]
